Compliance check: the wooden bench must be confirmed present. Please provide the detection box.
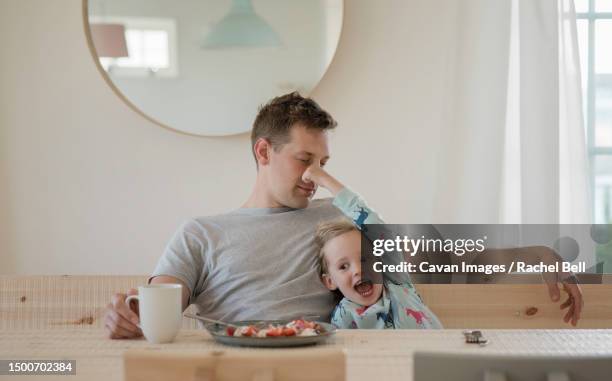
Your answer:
[1,275,611,330]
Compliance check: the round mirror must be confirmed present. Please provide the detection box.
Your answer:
[84,0,344,136]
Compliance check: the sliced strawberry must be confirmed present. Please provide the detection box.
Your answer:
[226,326,236,336]
[266,327,283,337]
[243,326,257,336]
[282,327,296,336]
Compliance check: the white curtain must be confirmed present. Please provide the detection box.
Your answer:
[558,0,592,224]
[433,0,591,224]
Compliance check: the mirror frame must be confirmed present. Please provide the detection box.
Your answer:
[82,0,345,137]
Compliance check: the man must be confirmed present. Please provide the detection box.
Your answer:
[105,92,584,339]
[105,92,344,339]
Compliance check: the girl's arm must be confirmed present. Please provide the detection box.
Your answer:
[332,188,413,286]
[301,165,385,225]
[302,165,411,284]
[332,187,385,227]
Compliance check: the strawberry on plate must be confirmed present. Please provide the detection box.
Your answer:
[265,326,283,337]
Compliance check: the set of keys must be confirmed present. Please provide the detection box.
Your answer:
[463,330,489,346]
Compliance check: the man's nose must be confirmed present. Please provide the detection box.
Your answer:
[303,164,320,184]
[309,162,322,171]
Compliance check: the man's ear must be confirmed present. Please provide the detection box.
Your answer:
[321,273,337,291]
[253,138,272,166]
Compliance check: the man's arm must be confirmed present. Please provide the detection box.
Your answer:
[465,246,584,326]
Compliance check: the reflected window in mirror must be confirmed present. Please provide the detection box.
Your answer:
[92,17,178,78]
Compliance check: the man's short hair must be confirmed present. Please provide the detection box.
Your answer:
[251,92,337,164]
[314,218,357,278]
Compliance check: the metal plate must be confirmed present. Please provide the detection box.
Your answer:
[203,320,337,348]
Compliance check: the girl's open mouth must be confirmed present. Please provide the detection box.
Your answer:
[354,280,373,297]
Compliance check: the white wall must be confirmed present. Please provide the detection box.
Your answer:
[0,0,454,274]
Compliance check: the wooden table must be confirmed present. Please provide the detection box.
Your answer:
[1,328,612,380]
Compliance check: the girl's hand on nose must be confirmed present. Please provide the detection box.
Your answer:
[302,166,345,195]
[302,165,326,185]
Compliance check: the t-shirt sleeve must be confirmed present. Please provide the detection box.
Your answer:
[149,220,206,305]
[332,187,385,226]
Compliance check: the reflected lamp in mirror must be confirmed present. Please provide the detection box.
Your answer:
[89,23,128,72]
[201,0,282,49]
[90,23,128,57]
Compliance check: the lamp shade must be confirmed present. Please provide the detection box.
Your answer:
[201,0,282,49]
[90,23,129,58]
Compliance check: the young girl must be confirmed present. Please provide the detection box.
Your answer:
[304,166,442,329]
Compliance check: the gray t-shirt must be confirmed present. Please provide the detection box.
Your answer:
[151,198,343,321]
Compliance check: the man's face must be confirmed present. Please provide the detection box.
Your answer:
[266,125,330,209]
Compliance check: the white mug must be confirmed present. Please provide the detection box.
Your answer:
[126,284,182,344]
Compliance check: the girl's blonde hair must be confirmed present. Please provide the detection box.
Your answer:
[314,218,357,277]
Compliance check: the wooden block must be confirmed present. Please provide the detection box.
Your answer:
[124,349,346,381]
